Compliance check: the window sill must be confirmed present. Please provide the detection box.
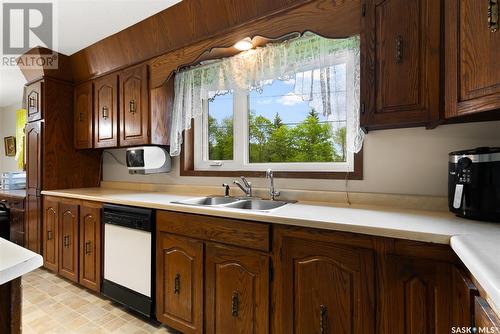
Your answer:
[181,150,363,180]
[180,122,363,179]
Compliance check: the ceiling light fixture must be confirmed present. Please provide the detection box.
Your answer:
[234,37,253,51]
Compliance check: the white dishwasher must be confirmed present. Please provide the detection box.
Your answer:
[102,204,154,318]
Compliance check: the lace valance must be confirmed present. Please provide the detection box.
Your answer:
[170,33,363,157]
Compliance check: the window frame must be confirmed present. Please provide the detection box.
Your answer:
[192,54,358,175]
[181,127,363,179]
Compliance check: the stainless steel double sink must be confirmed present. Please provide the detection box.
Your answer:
[171,196,293,212]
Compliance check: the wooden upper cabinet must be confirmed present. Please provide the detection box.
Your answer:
[25,121,43,191]
[74,82,94,149]
[274,233,374,334]
[58,201,79,283]
[94,74,118,148]
[26,81,43,122]
[43,197,59,272]
[75,64,170,149]
[445,0,500,117]
[156,233,204,334]
[205,243,269,334]
[119,64,149,147]
[361,0,440,130]
[79,202,101,292]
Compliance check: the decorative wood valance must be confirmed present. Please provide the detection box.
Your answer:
[69,0,315,83]
[149,0,361,88]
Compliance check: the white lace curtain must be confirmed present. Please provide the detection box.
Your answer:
[170,33,364,156]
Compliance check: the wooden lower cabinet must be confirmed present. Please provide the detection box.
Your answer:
[205,243,269,334]
[273,228,375,334]
[79,203,102,291]
[156,211,270,334]
[43,198,59,272]
[42,196,102,292]
[452,267,479,328]
[156,233,203,334]
[380,255,454,334]
[474,297,500,333]
[58,201,79,282]
[9,209,25,246]
[25,193,41,253]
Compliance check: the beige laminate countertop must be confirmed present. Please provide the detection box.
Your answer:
[42,187,500,314]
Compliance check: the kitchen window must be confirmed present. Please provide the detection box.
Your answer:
[171,33,364,177]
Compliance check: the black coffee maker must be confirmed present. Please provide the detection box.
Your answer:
[448,147,500,222]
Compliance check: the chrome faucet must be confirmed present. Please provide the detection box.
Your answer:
[266,169,280,200]
[233,176,252,197]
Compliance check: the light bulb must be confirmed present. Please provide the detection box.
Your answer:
[234,37,253,51]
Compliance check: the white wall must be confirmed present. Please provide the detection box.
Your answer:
[0,102,23,173]
[102,121,500,197]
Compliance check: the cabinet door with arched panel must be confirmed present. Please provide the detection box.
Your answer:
[43,197,59,272]
[156,233,203,334]
[382,255,454,334]
[58,200,79,283]
[273,227,375,334]
[79,202,102,292]
[119,64,149,147]
[205,243,269,334]
[74,82,94,149]
[94,74,118,148]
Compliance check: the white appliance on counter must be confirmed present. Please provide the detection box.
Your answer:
[102,204,155,318]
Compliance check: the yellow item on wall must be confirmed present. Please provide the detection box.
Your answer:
[15,109,27,170]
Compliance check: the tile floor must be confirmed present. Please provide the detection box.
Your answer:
[22,269,177,334]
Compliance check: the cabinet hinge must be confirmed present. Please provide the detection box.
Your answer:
[361,3,366,17]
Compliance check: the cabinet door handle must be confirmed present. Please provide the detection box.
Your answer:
[395,35,403,63]
[489,0,499,32]
[47,230,52,240]
[320,305,327,334]
[231,291,239,317]
[28,96,36,108]
[79,112,85,122]
[174,273,180,294]
[85,241,92,255]
[64,235,69,248]
[129,100,136,114]
[102,106,109,119]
